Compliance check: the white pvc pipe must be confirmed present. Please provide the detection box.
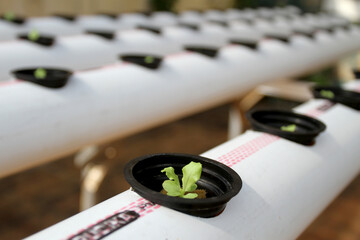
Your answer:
[25,17,84,36]
[178,11,205,24]
[25,95,360,240]
[150,12,178,26]
[0,14,148,41]
[0,30,183,81]
[0,27,360,178]
[0,14,336,81]
[0,6,302,42]
[0,35,114,81]
[75,15,128,32]
[0,21,27,41]
[228,104,243,139]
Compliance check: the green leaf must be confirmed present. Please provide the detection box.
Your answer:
[161,162,202,199]
[183,193,198,199]
[320,90,334,99]
[34,68,47,79]
[281,124,296,132]
[161,167,181,197]
[4,12,15,21]
[28,29,40,42]
[161,167,180,186]
[162,180,181,197]
[181,162,202,193]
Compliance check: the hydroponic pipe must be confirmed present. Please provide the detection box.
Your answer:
[0,26,359,178]
[25,96,360,240]
[0,13,350,82]
[0,30,183,81]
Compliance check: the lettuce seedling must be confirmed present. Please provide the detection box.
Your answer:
[161,161,202,199]
[281,124,296,132]
[320,90,334,99]
[145,56,154,64]
[34,68,47,79]
[28,29,40,41]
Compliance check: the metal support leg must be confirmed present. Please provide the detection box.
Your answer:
[74,145,99,168]
[74,145,117,211]
[228,103,243,140]
[228,90,265,140]
[336,57,355,82]
[80,163,108,211]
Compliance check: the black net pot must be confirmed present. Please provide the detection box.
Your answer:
[124,153,242,218]
[264,33,290,43]
[316,26,335,34]
[229,39,258,50]
[136,25,162,35]
[293,30,315,39]
[119,54,163,70]
[209,20,229,27]
[53,14,76,22]
[178,23,199,31]
[12,68,72,88]
[98,13,119,20]
[1,16,25,25]
[247,110,326,146]
[138,11,152,17]
[341,24,352,31]
[86,30,115,40]
[239,18,254,25]
[352,70,360,79]
[312,86,360,110]
[184,45,219,58]
[17,34,55,47]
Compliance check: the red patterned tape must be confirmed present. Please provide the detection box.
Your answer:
[217,133,280,167]
[305,101,335,118]
[65,198,158,240]
[355,85,360,93]
[116,197,160,217]
[0,79,22,88]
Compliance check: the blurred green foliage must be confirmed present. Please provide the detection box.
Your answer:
[148,0,323,13]
[301,68,340,86]
[234,0,323,13]
[149,0,177,11]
